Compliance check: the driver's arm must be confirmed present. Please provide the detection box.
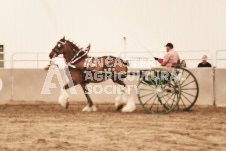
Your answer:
[161,53,170,66]
[161,61,167,66]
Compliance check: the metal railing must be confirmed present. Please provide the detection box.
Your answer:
[216,50,226,68]
[178,50,213,68]
[119,50,213,68]
[119,51,165,58]
[11,52,49,68]
[0,49,223,68]
[89,51,116,56]
[9,51,116,69]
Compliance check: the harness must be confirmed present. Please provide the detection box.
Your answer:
[67,44,91,69]
[62,43,92,83]
[52,40,92,72]
[53,41,126,81]
[82,57,93,71]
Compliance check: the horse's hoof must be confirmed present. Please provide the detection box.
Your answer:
[59,101,69,109]
[58,93,69,109]
[82,105,91,112]
[121,103,136,112]
[121,106,135,112]
[115,99,126,110]
[116,104,124,111]
[65,102,69,109]
[121,94,136,112]
[82,105,97,112]
[115,94,127,110]
[92,106,97,111]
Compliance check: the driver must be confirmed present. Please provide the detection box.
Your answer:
[154,43,180,70]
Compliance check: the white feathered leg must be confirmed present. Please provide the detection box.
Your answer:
[82,105,97,112]
[115,87,127,110]
[58,92,70,109]
[122,88,136,112]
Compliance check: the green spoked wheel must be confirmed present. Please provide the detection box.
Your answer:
[174,67,199,111]
[137,68,181,114]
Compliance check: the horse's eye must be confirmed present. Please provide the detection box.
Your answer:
[57,44,61,48]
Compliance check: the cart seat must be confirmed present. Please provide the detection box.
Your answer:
[171,63,182,68]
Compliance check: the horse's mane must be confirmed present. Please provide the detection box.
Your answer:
[66,40,82,51]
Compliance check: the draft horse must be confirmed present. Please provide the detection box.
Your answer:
[48,37,136,112]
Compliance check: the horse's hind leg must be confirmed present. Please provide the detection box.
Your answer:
[80,83,97,112]
[114,80,127,110]
[114,80,136,112]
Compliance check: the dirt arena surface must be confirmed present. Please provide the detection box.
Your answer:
[0,102,225,151]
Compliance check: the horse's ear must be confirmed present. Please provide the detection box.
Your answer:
[60,36,65,42]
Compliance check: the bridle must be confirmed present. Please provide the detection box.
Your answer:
[51,40,90,68]
[52,40,66,55]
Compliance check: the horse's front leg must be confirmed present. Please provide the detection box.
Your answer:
[58,83,72,109]
[80,83,97,112]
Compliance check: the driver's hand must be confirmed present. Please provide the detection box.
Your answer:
[154,57,159,61]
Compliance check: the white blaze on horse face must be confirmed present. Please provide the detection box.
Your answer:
[41,67,77,94]
[0,78,2,91]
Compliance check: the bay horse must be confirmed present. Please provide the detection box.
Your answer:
[48,37,136,112]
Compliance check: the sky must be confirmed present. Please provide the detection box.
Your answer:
[0,0,226,67]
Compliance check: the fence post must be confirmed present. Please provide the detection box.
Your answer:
[216,50,219,68]
[36,52,39,68]
[212,66,216,106]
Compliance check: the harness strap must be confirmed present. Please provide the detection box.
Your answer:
[67,63,76,68]
[70,49,86,64]
[70,44,90,64]
[83,57,92,71]
[66,44,91,69]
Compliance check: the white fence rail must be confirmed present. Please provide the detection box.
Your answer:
[216,50,226,68]
[119,50,213,68]
[11,52,49,68]
[0,50,224,68]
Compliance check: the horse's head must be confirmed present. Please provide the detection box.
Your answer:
[49,37,90,64]
[49,36,67,59]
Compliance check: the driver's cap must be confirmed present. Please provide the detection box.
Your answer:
[165,43,174,48]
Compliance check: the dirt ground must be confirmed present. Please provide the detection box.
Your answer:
[0,102,225,151]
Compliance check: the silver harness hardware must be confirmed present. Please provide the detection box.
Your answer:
[67,44,91,69]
